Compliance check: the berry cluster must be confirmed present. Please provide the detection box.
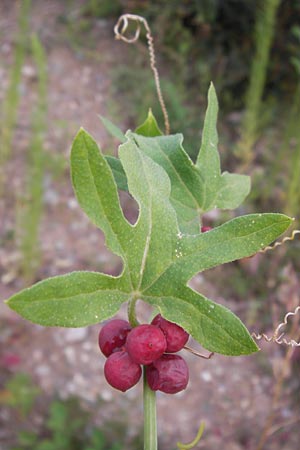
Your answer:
[98,315,189,394]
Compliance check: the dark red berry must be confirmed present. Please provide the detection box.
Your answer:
[98,319,131,357]
[151,314,189,352]
[126,324,167,365]
[201,226,212,233]
[146,354,189,394]
[104,350,142,392]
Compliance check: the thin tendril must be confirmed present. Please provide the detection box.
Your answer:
[252,306,300,347]
[259,229,300,254]
[114,14,170,135]
[177,421,205,449]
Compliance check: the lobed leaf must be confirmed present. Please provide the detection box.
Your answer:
[143,213,293,294]
[126,132,204,234]
[5,123,293,357]
[118,134,179,290]
[195,83,250,211]
[144,287,258,356]
[6,272,130,327]
[71,128,132,258]
[123,132,250,233]
[99,91,250,233]
[105,155,128,191]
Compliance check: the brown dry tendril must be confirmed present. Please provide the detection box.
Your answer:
[252,306,300,347]
[258,229,300,254]
[253,229,300,347]
[114,14,170,135]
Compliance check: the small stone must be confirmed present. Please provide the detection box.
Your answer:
[64,328,88,343]
[101,389,113,401]
[200,371,212,382]
[36,364,50,376]
[44,188,59,206]
[67,198,78,210]
[21,65,37,79]
[64,346,76,364]
[1,271,17,284]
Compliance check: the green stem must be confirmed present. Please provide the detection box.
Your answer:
[143,368,157,450]
[128,297,139,327]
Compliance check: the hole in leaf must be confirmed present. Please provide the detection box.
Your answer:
[118,190,139,225]
[135,299,159,324]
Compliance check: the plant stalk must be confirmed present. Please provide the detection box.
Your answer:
[143,368,157,450]
[128,297,140,327]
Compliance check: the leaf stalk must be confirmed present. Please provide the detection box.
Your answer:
[128,296,140,327]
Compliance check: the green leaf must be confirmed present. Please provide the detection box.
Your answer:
[105,155,128,191]
[118,135,178,290]
[7,272,130,327]
[126,132,204,234]
[196,83,219,171]
[144,287,258,355]
[70,128,131,258]
[99,115,126,143]
[142,213,293,294]
[6,127,293,356]
[135,109,163,137]
[126,130,250,233]
[195,82,250,212]
[102,86,249,233]
[214,172,251,209]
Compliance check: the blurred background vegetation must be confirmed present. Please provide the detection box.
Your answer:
[1,1,300,449]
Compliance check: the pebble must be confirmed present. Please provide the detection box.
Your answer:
[82,341,93,351]
[73,372,86,387]
[21,65,37,79]
[64,346,76,364]
[101,389,113,401]
[36,364,51,376]
[1,42,11,54]
[240,398,250,409]
[201,370,212,382]
[44,188,59,206]
[64,327,88,343]
[67,198,78,210]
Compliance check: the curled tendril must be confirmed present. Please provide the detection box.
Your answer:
[114,14,170,135]
[114,14,142,43]
[184,345,214,360]
[252,306,300,347]
[259,229,300,254]
[177,421,205,450]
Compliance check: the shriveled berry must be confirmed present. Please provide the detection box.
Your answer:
[98,319,131,357]
[126,324,167,365]
[104,350,142,392]
[151,314,189,352]
[146,354,189,394]
[201,226,212,233]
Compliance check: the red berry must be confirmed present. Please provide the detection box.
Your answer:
[126,324,167,365]
[104,350,142,392]
[98,319,131,357]
[151,314,189,352]
[201,226,212,233]
[146,354,189,394]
